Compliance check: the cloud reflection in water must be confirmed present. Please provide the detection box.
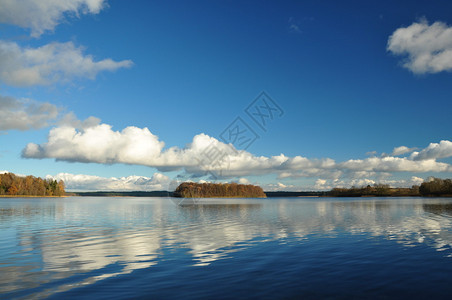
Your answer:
[1,197,452,297]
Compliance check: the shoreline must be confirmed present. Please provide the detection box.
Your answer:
[3,194,452,199]
[0,195,68,198]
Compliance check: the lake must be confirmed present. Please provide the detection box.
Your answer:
[1,197,452,299]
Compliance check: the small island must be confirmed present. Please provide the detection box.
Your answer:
[174,182,267,198]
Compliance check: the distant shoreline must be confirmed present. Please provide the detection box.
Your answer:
[65,191,447,198]
[0,195,68,198]
[3,193,452,198]
[69,191,327,197]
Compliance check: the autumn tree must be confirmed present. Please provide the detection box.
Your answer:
[0,173,66,197]
[174,182,266,198]
[7,184,19,195]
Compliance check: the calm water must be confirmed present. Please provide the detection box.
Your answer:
[1,197,452,299]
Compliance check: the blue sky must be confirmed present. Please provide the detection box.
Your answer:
[2,0,452,191]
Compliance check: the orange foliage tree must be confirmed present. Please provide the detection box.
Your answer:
[0,173,65,196]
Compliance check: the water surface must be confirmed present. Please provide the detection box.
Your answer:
[1,197,452,299]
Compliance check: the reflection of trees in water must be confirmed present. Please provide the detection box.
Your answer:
[175,199,452,253]
[0,203,58,219]
[423,203,452,216]
[324,199,452,252]
[420,202,452,251]
[175,202,266,265]
[179,203,263,210]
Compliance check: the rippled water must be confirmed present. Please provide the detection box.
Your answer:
[2,197,452,299]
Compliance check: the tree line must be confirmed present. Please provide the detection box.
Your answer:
[329,184,420,197]
[174,182,266,198]
[419,178,452,196]
[0,172,65,196]
[328,178,452,197]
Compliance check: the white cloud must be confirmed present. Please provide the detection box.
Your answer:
[313,177,377,190]
[317,176,425,190]
[339,156,452,173]
[411,140,452,161]
[391,146,416,156]
[388,19,452,74]
[314,179,328,190]
[260,182,296,192]
[0,0,107,37]
[22,119,452,181]
[22,120,288,176]
[366,151,378,157]
[58,112,101,129]
[23,123,165,165]
[0,40,133,86]
[349,178,376,187]
[238,178,250,184]
[410,176,425,186]
[48,172,171,191]
[0,95,59,131]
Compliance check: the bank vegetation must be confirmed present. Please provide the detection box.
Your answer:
[328,178,452,197]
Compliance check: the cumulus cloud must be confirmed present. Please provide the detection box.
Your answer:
[22,119,452,179]
[23,121,343,179]
[48,172,171,191]
[22,120,289,176]
[238,178,250,184]
[409,176,425,186]
[388,19,452,74]
[58,112,101,129]
[0,40,133,86]
[314,178,328,190]
[23,123,165,165]
[411,140,452,161]
[0,0,107,37]
[316,176,425,190]
[261,182,296,192]
[391,146,416,156]
[318,178,377,190]
[339,156,452,173]
[0,95,59,131]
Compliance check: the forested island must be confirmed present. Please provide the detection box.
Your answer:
[0,173,65,197]
[174,182,266,198]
